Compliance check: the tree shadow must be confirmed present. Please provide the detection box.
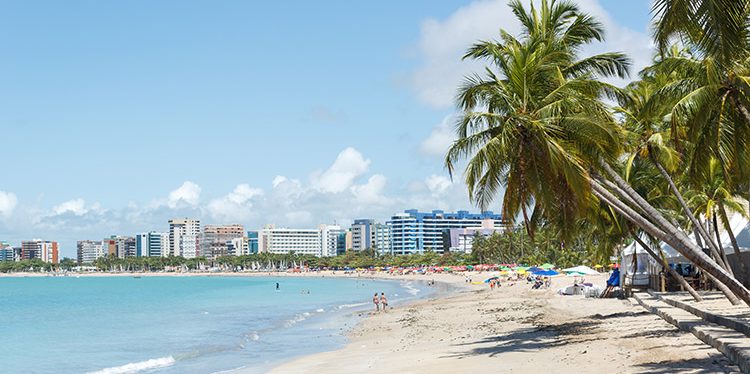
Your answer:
[634,357,736,373]
[442,320,601,358]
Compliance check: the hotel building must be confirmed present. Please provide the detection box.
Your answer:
[202,224,245,259]
[135,232,169,257]
[169,218,201,258]
[350,219,375,251]
[20,239,59,263]
[258,224,344,257]
[387,210,503,255]
[77,240,105,264]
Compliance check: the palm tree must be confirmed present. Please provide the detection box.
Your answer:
[447,0,750,305]
[445,0,628,239]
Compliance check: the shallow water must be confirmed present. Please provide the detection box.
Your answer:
[0,275,432,374]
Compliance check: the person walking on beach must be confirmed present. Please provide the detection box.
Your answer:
[380,293,388,312]
[373,293,380,312]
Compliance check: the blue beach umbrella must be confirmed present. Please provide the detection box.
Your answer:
[532,269,559,276]
[484,276,499,283]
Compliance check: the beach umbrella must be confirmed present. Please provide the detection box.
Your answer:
[540,263,555,269]
[512,266,530,271]
[499,266,511,271]
[527,266,542,273]
[532,269,559,276]
[484,276,499,283]
[561,265,599,275]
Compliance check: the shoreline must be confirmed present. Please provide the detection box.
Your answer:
[266,273,738,374]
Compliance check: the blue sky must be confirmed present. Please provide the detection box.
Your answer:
[0,0,653,257]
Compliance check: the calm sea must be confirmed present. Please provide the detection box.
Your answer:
[0,275,433,373]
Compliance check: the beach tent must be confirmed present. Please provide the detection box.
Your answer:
[532,269,559,276]
[561,265,599,275]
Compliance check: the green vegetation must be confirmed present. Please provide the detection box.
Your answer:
[443,0,750,305]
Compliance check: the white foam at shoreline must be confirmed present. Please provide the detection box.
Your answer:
[401,281,420,296]
[87,356,175,374]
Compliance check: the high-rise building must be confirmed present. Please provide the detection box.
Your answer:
[228,237,249,256]
[321,225,344,257]
[135,232,169,257]
[202,224,245,259]
[169,218,201,258]
[374,223,391,254]
[387,210,503,255]
[247,231,259,254]
[0,241,14,261]
[103,236,136,258]
[350,219,375,251]
[443,219,508,253]
[77,240,105,264]
[258,224,341,257]
[21,240,59,263]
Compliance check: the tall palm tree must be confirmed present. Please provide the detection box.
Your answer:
[445,0,628,238]
[448,0,750,305]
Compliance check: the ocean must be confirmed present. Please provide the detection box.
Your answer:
[0,275,434,374]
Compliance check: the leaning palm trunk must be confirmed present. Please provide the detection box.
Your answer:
[632,235,703,302]
[712,214,734,277]
[596,161,745,304]
[590,180,743,305]
[719,204,749,285]
[649,155,731,271]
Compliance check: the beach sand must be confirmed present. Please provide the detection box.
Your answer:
[267,272,738,374]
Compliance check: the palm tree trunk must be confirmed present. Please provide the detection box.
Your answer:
[590,180,744,305]
[632,234,703,302]
[712,213,734,277]
[649,154,731,271]
[719,203,748,285]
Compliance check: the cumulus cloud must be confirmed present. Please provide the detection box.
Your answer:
[351,174,393,206]
[206,184,264,222]
[421,115,455,157]
[425,174,453,196]
[168,181,201,208]
[0,191,18,218]
[53,198,89,216]
[410,0,652,109]
[311,147,371,193]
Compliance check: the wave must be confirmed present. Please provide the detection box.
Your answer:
[87,356,175,374]
[335,302,368,310]
[401,281,420,296]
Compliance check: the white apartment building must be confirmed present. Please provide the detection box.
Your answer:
[169,218,201,258]
[350,219,375,251]
[77,240,105,264]
[258,224,342,257]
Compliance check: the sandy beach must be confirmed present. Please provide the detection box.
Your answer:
[264,272,738,374]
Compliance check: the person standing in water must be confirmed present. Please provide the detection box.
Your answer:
[380,293,388,312]
[276,282,280,291]
[373,293,380,312]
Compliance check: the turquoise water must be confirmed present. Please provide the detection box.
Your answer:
[0,276,432,374]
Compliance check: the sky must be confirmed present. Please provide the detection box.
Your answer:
[0,0,653,257]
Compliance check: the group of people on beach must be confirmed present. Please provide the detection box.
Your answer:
[372,292,388,312]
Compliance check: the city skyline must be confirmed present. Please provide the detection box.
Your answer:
[0,0,652,258]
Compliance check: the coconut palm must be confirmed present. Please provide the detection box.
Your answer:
[445,0,628,239]
[447,0,750,305]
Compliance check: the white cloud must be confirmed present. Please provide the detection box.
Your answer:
[351,174,393,205]
[311,147,370,193]
[53,198,89,216]
[168,181,201,208]
[410,0,653,109]
[425,174,453,196]
[421,115,455,157]
[0,191,18,217]
[206,184,264,222]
